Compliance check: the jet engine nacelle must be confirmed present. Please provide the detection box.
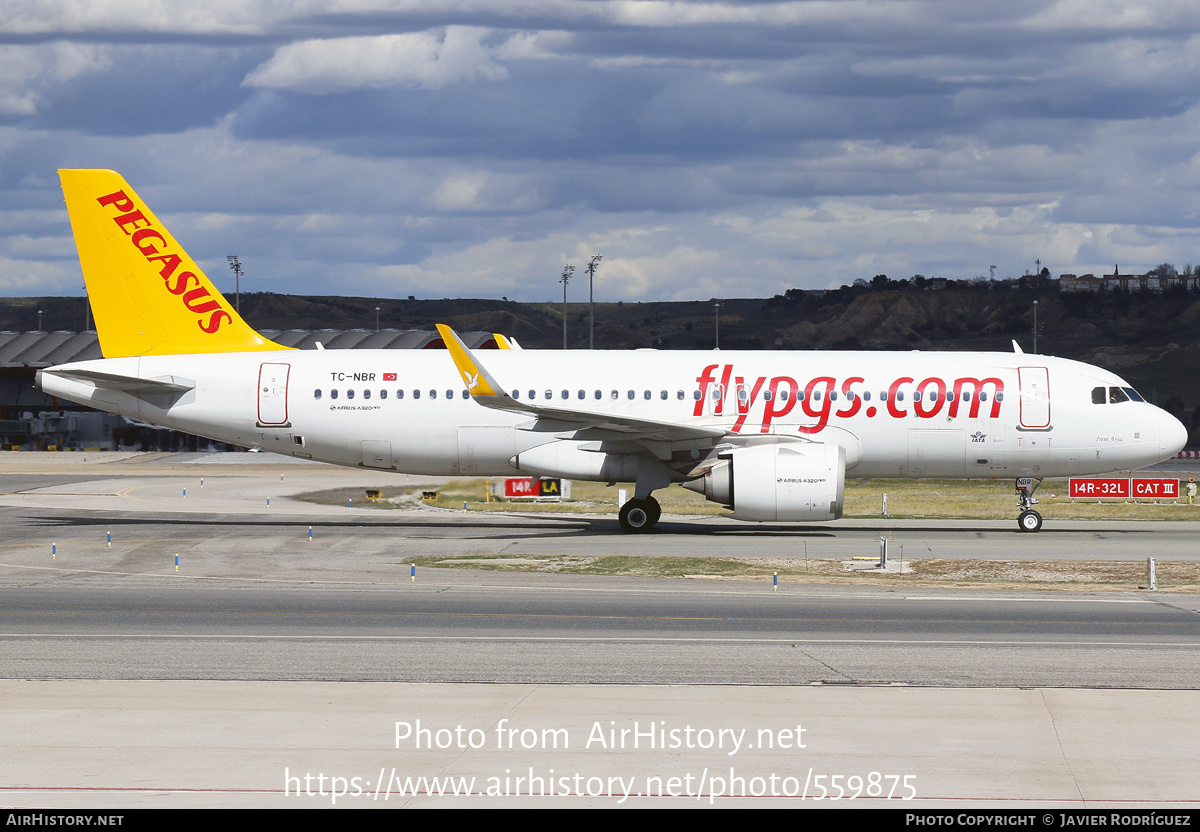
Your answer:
[684,442,845,522]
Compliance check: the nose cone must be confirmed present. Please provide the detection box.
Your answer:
[1160,410,1188,460]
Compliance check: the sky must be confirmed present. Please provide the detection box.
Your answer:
[3,0,1200,303]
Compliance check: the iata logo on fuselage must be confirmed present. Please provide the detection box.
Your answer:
[95,190,233,334]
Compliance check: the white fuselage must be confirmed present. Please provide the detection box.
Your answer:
[38,348,1187,480]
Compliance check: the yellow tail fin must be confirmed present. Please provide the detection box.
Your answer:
[59,169,289,357]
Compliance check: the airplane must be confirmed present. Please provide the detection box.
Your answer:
[37,170,1189,534]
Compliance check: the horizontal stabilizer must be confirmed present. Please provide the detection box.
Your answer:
[40,368,194,394]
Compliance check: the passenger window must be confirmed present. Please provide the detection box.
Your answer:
[779,389,789,401]
[544,390,552,400]
[830,391,838,401]
[562,390,569,400]
[363,389,371,400]
[644,390,651,400]
[578,390,586,400]
[512,390,520,399]
[813,390,822,401]
[896,391,904,402]
[314,389,322,400]
[331,389,338,400]
[660,390,668,400]
[738,388,748,402]
[347,389,355,400]
[979,392,987,402]
[995,392,1003,402]
[380,390,387,400]
[763,389,772,401]
[595,391,602,400]
[611,390,619,400]
[628,390,635,400]
[413,389,420,399]
[429,390,437,400]
[462,390,469,399]
[693,390,702,401]
[529,390,536,400]
[677,391,685,400]
[863,391,871,401]
[397,389,404,399]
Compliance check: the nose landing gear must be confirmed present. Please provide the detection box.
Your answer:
[1015,477,1043,532]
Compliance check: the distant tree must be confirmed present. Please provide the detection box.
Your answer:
[1040,267,1051,278]
[1149,263,1178,277]
[871,274,889,290]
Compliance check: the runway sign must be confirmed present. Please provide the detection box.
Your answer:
[1131,478,1179,498]
[1069,478,1130,498]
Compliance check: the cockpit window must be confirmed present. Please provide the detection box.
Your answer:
[1092,386,1106,405]
[1123,387,1145,402]
[1109,386,1129,404]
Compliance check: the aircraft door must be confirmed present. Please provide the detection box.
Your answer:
[361,440,392,469]
[907,429,966,477]
[1018,367,1051,429]
[257,363,290,427]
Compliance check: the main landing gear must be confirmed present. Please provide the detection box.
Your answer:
[1015,477,1044,533]
[619,496,661,533]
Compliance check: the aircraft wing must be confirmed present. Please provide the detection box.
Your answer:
[437,324,725,443]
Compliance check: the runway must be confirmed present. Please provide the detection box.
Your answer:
[1,453,1198,807]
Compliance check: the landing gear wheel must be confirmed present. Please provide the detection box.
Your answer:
[1017,509,1043,533]
[619,497,660,533]
[644,496,661,526]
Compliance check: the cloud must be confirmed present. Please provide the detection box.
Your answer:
[9,1,1200,304]
[0,44,110,116]
[243,27,512,93]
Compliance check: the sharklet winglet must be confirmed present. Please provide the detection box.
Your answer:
[436,324,529,410]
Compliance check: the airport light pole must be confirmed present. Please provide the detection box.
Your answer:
[375,306,381,331]
[586,254,601,349]
[1032,300,1038,353]
[226,254,242,314]
[560,264,574,349]
[713,301,721,349]
[37,309,43,331]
